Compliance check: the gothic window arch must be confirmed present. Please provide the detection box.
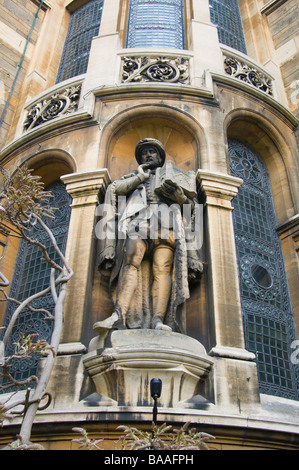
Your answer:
[229,138,299,400]
[56,0,104,83]
[126,0,185,49]
[1,180,72,391]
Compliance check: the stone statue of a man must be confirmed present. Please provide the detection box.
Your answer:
[96,138,203,332]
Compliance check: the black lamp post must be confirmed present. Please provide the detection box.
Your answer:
[150,378,162,425]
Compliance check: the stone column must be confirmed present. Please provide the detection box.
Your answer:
[60,169,110,350]
[197,170,255,360]
[197,170,260,413]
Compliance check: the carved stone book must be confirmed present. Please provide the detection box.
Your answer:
[154,160,196,199]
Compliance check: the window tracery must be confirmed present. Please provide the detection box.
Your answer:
[209,0,247,54]
[56,0,104,83]
[229,138,299,399]
[126,0,185,49]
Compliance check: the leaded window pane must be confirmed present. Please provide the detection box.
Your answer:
[56,0,104,83]
[0,181,72,392]
[229,139,299,400]
[126,0,185,49]
[209,0,247,54]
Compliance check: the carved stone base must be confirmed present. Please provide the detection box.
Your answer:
[83,330,214,408]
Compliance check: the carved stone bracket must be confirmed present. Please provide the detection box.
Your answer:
[224,56,273,95]
[23,85,81,131]
[84,330,214,408]
[121,56,190,84]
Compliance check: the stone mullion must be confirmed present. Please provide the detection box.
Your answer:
[277,214,299,337]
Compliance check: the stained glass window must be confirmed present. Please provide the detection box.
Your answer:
[56,0,104,83]
[126,0,185,49]
[209,0,247,54]
[229,139,299,399]
[0,181,72,392]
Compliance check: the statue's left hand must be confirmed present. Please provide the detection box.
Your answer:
[160,181,187,205]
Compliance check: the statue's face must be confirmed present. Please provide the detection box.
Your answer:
[139,145,162,169]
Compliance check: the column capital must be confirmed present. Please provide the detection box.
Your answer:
[197,170,243,208]
[61,169,111,205]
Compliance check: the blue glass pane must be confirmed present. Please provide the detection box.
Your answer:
[56,0,104,83]
[1,181,72,392]
[126,0,185,49]
[209,0,247,53]
[229,139,299,400]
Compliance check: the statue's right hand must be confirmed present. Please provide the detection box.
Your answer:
[137,164,151,181]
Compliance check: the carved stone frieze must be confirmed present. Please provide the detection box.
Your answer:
[23,85,81,131]
[224,56,273,95]
[121,56,190,84]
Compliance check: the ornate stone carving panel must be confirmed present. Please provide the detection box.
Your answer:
[224,56,273,95]
[23,85,81,131]
[121,56,190,84]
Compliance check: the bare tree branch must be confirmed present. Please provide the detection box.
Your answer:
[0,166,74,446]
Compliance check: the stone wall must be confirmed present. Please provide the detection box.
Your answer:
[266,0,299,118]
[0,0,45,147]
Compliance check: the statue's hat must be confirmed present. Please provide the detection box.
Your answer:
[135,138,166,166]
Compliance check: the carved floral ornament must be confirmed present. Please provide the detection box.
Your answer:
[121,56,190,84]
[224,56,273,96]
[23,85,81,132]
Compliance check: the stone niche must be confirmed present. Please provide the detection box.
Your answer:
[83,330,214,408]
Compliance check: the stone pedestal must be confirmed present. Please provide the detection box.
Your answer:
[83,330,214,408]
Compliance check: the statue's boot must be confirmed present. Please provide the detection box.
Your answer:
[93,308,124,333]
[152,316,172,331]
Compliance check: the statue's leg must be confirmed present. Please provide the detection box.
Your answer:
[95,237,146,330]
[114,237,147,327]
[152,244,174,331]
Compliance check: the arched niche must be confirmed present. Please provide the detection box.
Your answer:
[99,106,205,180]
[22,150,76,186]
[0,150,75,325]
[225,112,297,225]
[93,107,209,346]
[108,118,198,180]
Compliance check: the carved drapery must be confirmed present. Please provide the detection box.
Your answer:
[121,56,190,84]
[23,85,81,131]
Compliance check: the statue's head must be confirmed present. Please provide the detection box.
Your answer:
[135,138,166,169]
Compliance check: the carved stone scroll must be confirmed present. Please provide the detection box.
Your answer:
[224,56,273,95]
[23,85,81,131]
[121,56,190,84]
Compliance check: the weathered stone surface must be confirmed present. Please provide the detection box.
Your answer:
[84,329,214,408]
